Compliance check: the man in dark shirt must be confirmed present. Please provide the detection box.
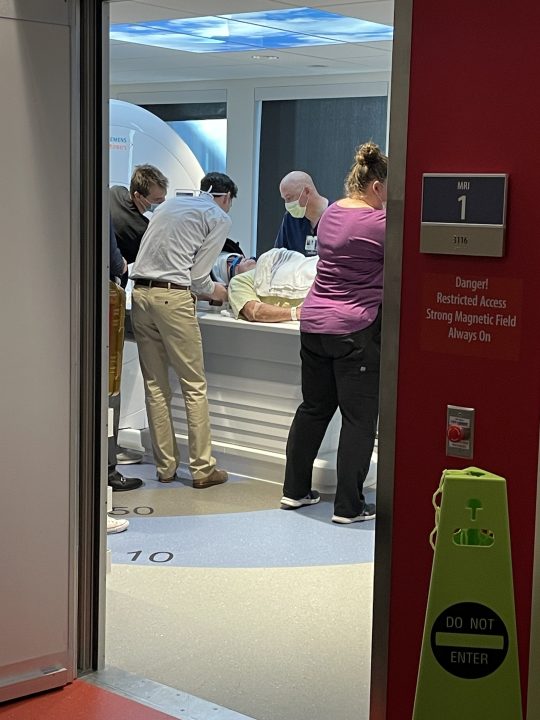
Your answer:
[274,171,329,256]
[110,163,168,271]
[108,164,168,488]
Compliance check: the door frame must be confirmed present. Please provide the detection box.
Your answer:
[77,0,110,675]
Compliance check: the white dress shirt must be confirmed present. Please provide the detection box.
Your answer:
[130,193,232,296]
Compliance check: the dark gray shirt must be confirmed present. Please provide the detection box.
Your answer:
[109,185,148,264]
[109,217,125,279]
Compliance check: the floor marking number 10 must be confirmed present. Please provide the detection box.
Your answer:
[127,550,174,563]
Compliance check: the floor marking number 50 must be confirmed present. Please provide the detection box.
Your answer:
[110,506,155,516]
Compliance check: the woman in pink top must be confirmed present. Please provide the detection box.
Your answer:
[280,142,387,524]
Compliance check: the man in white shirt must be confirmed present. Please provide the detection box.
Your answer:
[130,172,236,488]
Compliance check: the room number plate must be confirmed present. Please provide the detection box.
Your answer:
[420,173,508,257]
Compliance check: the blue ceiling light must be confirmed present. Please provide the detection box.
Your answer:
[110,7,393,54]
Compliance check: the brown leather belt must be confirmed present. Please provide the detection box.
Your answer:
[134,279,190,290]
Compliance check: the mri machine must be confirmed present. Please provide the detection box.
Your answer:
[110,98,204,193]
[110,100,376,492]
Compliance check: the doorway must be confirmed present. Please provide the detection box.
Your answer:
[99,2,394,719]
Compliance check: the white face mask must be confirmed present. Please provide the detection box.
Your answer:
[285,197,307,219]
[204,186,232,213]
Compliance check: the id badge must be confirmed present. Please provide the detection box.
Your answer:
[305,234,317,255]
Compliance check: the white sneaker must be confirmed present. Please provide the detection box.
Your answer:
[332,503,376,524]
[280,490,320,509]
[116,448,144,464]
[107,516,129,534]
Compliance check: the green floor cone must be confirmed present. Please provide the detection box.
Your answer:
[413,467,522,719]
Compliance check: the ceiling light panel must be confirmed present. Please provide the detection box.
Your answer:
[110,7,393,54]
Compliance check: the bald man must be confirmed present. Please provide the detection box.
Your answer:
[274,171,329,256]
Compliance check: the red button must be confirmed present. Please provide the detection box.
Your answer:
[448,424,466,442]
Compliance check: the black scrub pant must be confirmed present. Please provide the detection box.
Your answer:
[283,312,381,519]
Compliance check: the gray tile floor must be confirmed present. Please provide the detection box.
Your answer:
[105,469,376,720]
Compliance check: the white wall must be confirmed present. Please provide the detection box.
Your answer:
[111,72,390,254]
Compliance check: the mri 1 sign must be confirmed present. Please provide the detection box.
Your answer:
[420,173,508,256]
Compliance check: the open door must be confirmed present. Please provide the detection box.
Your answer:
[0,1,78,701]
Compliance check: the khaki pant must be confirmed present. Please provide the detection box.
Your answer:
[131,286,216,481]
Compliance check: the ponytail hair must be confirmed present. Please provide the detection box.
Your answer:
[345,141,387,197]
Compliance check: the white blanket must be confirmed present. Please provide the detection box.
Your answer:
[253,248,318,299]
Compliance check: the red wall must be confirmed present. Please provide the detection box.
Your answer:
[386,1,540,716]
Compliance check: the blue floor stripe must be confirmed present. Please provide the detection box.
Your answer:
[108,502,375,568]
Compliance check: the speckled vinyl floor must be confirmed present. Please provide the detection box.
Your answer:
[105,463,376,720]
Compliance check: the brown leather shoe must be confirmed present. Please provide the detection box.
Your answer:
[158,474,177,483]
[193,468,228,489]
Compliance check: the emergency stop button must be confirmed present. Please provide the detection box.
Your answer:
[448,424,470,443]
[446,405,474,459]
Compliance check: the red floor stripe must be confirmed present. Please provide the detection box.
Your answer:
[0,680,180,720]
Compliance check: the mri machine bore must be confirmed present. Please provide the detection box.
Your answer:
[110,100,377,493]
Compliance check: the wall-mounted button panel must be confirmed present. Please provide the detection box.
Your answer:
[446,405,475,458]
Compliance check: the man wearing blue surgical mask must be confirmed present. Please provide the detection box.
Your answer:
[110,164,169,280]
[108,164,169,477]
[274,171,329,256]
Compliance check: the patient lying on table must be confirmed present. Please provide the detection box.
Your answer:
[226,248,318,323]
